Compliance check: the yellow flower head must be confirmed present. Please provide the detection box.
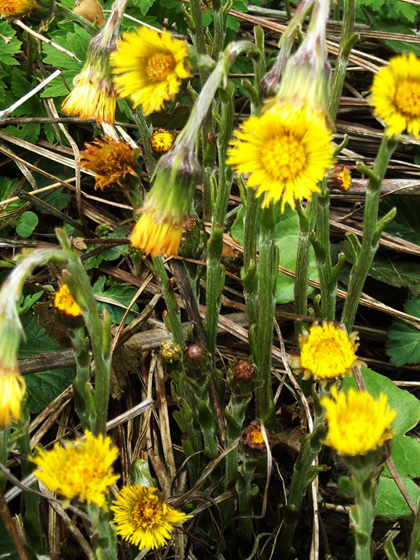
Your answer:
[371,53,420,138]
[227,104,334,211]
[32,431,119,508]
[54,284,82,317]
[81,138,141,190]
[62,32,117,125]
[110,27,192,115]
[62,68,116,124]
[131,211,183,257]
[332,164,351,192]
[54,283,84,329]
[111,485,192,550]
[321,386,396,456]
[0,0,36,17]
[291,322,360,382]
[131,148,200,257]
[0,367,26,428]
[150,129,175,153]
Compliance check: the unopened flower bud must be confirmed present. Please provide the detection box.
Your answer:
[160,341,182,369]
[232,359,257,383]
[243,421,270,452]
[183,344,207,367]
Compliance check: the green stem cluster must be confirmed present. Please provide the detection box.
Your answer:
[341,135,398,331]
[252,204,278,424]
[276,392,326,558]
[344,453,383,560]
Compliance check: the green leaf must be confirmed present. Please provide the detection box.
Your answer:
[43,187,71,212]
[231,206,319,304]
[382,196,420,245]
[393,1,418,23]
[0,176,18,201]
[19,314,63,356]
[15,211,39,238]
[19,314,76,413]
[386,298,420,366]
[376,476,420,520]
[0,20,22,67]
[17,291,44,315]
[3,124,41,144]
[342,367,420,436]
[92,276,139,324]
[383,435,420,478]
[368,255,420,297]
[102,227,129,261]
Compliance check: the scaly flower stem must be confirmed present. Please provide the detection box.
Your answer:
[276,391,326,558]
[188,0,208,69]
[70,327,96,432]
[328,0,358,121]
[17,427,43,552]
[294,199,316,333]
[0,430,9,478]
[56,230,112,436]
[152,257,185,348]
[407,497,420,560]
[204,83,234,358]
[344,454,381,560]
[243,187,259,327]
[341,135,398,331]
[313,186,336,320]
[132,108,156,177]
[254,204,278,423]
[212,0,230,62]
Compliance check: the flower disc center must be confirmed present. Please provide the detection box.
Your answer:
[146,54,176,82]
[133,497,162,528]
[394,80,420,117]
[261,134,307,182]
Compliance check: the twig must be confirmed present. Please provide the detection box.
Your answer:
[0,487,30,560]
[0,70,61,121]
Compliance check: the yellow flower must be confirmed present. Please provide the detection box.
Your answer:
[291,322,360,381]
[54,284,84,329]
[321,386,396,456]
[62,67,116,124]
[32,431,119,508]
[0,0,36,17]
[81,138,141,190]
[54,284,82,317]
[227,104,334,211]
[111,485,192,550]
[371,53,420,138]
[131,147,200,257]
[110,27,192,115]
[0,367,26,428]
[131,211,183,257]
[150,129,175,153]
[332,164,351,192]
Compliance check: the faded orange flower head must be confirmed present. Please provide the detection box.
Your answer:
[81,138,141,190]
